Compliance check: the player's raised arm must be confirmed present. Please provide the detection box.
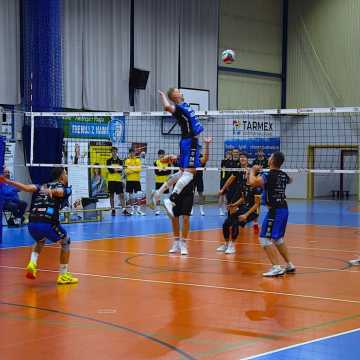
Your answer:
[159,90,175,114]
[248,165,264,188]
[202,137,212,165]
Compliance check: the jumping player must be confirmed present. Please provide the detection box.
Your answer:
[249,151,296,277]
[153,88,204,218]
[0,168,78,284]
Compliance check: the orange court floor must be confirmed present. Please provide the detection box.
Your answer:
[1,200,360,359]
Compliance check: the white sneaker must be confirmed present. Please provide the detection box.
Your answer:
[155,210,161,216]
[262,265,285,277]
[200,209,205,216]
[285,263,296,273]
[149,191,160,210]
[163,198,175,219]
[180,241,188,255]
[225,242,236,254]
[168,241,180,254]
[190,208,194,216]
[219,209,225,216]
[216,243,228,252]
[349,258,360,266]
[136,209,146,216]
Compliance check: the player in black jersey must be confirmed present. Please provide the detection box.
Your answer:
[219,149,244,202]
[218,151,232,216]
[0,167,78,285]
[218,170,262,254]
[251,147,268,169]
[249,151,296,277]
[219,150,259,232]
[161,138,211,255]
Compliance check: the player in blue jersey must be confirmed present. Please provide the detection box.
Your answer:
[150,88,204,218]
[0,167,78,285]
[249,151,296,277]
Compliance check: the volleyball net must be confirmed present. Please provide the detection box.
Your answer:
[19,107,360,202]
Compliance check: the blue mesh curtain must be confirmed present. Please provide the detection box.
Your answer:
[22,0,63,182]
[22,0,63,112]
[0,136,5,242]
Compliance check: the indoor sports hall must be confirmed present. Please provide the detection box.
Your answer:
[1,1,360,359]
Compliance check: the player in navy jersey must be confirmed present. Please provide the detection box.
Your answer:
[153,88,204,218]
[0,168,78,285]
[218,170,262,254]
[249,151,296,277]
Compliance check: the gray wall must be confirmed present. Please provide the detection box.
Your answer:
[218,0,282,109]
[287,0,360,108]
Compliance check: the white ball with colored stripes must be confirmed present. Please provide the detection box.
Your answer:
[221,49,235,64]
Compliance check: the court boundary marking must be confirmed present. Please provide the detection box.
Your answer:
[1,220,360,250]
[55,246,356,274]
[0,301,197,360]
[1,265,360,305]
[2,230,360,255]
[243,327,360,360]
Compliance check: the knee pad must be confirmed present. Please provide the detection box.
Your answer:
[273,237,284,245]
[259,237,272,247]
[60,236,71,252]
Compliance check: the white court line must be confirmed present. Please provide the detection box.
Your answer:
[54,246,358,273]
[156,235,360,254]
[2,232,360,256]
[0,228,221,251]
[243,327,360,360]
[2,265,360,305]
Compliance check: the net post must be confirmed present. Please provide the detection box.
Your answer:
[0,135,5,243]
[30,114,35,165]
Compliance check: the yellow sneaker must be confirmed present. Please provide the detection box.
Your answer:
[26,261,37,279]
[57,272,79,285]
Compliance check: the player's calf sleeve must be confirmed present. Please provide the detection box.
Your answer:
[172,171,193,195]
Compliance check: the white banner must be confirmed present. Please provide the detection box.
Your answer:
[225,117,280,138]
[66,140,89,206]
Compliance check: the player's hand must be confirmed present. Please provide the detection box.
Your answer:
[0,175,7,183]
[204,137,212,144]
[158,90,166,97]
[239,214,247,222]
[218,189,224,196]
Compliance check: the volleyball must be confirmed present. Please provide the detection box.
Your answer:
[222,49,235,64]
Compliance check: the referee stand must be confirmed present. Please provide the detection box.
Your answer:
[0,136,5,242]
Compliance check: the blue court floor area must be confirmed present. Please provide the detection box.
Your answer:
[1,199,360,249]
[248,328,360,360]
